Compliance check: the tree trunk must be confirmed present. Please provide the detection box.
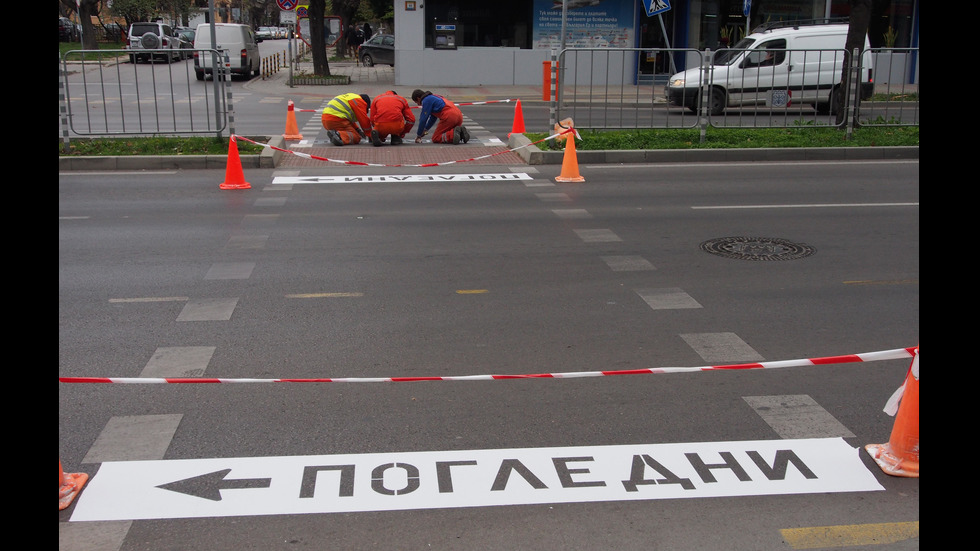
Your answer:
[75,0,101,50]
[835,0,872,126]
[310,0,331,76]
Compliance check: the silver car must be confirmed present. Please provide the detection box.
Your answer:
[127,22,180,63]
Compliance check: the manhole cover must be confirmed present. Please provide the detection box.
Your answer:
[699,237,815,261]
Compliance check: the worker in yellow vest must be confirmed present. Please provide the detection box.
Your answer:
[322,93,372,146]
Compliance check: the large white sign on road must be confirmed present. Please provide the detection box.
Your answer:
[70,438,882,522]
[272,173,533,184]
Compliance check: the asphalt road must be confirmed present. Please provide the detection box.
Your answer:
[59,137,919,550]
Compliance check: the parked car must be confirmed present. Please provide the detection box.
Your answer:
[101,22,126,42]
[193,23,260,81]
[358,33,394,67]
[59,17,80,42]
[126,22,181,63]
[256,26,275,41]
[277,27,288,39]
[175,28,196,59]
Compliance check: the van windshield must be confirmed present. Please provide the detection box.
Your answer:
[714,37,754,65]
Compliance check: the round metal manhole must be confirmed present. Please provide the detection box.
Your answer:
[699,237,816,261]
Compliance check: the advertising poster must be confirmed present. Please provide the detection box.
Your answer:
[533,0,636,50]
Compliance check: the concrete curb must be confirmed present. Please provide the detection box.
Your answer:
[58,135,284,171]
[58,134,916,171]
[506,134,919,165]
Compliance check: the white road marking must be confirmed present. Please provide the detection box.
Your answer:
[273,173,533,184]
[69,438,881,522]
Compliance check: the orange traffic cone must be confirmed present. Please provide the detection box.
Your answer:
[865,347,919,477]
[283,100,303,140]
[508,99,526,137]
[219,135,251,190]
[555,132,584,182]
[60,460,89,510]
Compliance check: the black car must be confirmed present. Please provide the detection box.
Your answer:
[358,34,394,67]
[59,17,80,42]
[176,28,196,59]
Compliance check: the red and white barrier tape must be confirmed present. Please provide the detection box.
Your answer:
[236,129,571,168]
[59,346,916,384]
[292,99,520,113]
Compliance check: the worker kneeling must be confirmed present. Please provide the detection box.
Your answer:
[412,89,469,144]
[322,93,372,146]
[369,90,416,146]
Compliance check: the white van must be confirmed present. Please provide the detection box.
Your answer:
[665,21,874,115]
[192,23,260,81]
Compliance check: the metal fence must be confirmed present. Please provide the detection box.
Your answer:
[552,47,918,132]
[59,48,235,150]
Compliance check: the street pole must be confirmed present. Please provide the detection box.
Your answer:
[208,0,222,137]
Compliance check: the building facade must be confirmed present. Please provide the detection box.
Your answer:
[391,0,918,86]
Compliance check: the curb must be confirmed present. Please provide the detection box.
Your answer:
[506,134,919,165]
[58,135,916,171]
[58,135,285,171]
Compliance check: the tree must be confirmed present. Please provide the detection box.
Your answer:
[308,0,331,76]
[835,0,872,126]
[60,0,103,49]
[108,0,157,29]
[332,0,362,59]
[248,0,276,27]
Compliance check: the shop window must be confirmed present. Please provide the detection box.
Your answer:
[424,0,533,48]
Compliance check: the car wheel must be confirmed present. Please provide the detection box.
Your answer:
[815,86,841,116]
[195,71,204,81]
[129,54,137,64]
[688,88,724,115]
[696,87,726,116]
[830,87,842,116]
[362,53,374,67]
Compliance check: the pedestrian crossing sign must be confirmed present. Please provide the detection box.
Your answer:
[643,0,671,17]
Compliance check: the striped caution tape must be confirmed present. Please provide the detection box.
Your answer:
[235,128,573,168]
[59,346,917,384]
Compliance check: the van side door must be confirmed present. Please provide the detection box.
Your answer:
[730,39,788,108]
[788,34,846,106]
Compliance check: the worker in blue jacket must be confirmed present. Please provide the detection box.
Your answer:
[412,89,469,144]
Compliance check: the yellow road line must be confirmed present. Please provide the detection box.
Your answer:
[781,521,918,549]
[456,289,489,294]
[843,279,919,286]
[108,297,189,303]
[285,292,364,298]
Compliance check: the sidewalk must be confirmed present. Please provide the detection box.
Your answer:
[244,60,552,104]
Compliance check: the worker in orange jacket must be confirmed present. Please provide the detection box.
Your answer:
[412,89,469,144]
[322,93,371,146]
[369,90,416,146]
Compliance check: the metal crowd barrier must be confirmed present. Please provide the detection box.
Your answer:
[59,48,235,150]
[552,47,918,132]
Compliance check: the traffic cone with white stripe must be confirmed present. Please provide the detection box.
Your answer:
[219,135,251,190]
[60,459,88,510]
[283,100,303,140]
[865,346,919,477]
[555,130,584,182]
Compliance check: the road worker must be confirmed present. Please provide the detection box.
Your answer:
[369,90,416,146]
[322,93,372,146]
[411,89,469,145]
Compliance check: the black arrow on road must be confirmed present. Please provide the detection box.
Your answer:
[157,469,272,501]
